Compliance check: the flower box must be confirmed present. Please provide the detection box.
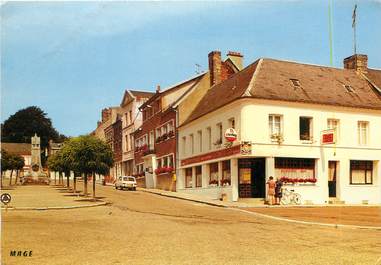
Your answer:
[220,179,231,186]
[280,176,317,184]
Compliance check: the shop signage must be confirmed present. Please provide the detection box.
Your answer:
[181,145,240,166]
[240,141,252,155]
[224,128,237,142]
[321,129,336,144]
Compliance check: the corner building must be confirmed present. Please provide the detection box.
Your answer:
[177,54,381,204]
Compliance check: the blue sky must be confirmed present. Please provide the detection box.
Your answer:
[1,0,381,136]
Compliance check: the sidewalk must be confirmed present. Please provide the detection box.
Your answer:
[138,187,381,208]
[1,185,107,210]
[139,187,381,229]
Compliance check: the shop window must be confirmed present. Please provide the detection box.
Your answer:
[358,121,368,146]
[209,162,218,185]
[350,160,373,185]
[222,160,231,186]
[185,168,193,188]
[196,166,202,187]
[275,158,316,183]
[299,117,313,141]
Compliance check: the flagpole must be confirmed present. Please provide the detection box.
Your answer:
[328,0,333,66]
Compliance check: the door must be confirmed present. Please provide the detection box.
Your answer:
[238,158,266,198]
[328,161,337,197]
[251,158,266,198]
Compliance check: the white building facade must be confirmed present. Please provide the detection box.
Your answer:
[177,55,381,205]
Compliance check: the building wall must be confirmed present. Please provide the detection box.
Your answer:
[178,98,381,204]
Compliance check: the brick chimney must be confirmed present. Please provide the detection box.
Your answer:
[101,108,111,123]
[343,54,368,73]
[227,51,244,70]
[208,51,222,86]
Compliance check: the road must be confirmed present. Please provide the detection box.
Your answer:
[2,184,381,265]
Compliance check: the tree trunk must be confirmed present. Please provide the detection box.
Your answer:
[15,170,19,185]
[66,172,70,189]
[54,171,57,185]
[73,175,77,194]
[59,172,63,185]
[9,170,13,186]
[1,171,3,189]
[92,173,96,199]
[84,174,88,196]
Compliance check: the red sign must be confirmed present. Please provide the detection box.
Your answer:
[224,128,237,142]
[181,145,240,166]
[321,129,335,144]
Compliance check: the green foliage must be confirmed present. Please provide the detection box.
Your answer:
[1,106,63,149]
[47,135,113,175]
[1,149,25,172]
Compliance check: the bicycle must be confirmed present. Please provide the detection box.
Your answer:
[280,188,302,205]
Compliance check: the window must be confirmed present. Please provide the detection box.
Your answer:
[129,110,133,124]
[197,130,202,153]
[275,158,315,181]
[209,162,218,185]
[196,166,202,187]
[229,118,235,129]
[350,160,373,184]
[125,135,129,151]
[269,115,282,137]
[358,121,368,145]
[222,160,231,185]
[185,168,193,188]
[299,117,313,141]
[207,127,212,150]
[215,123,223,146]
[290,78,301,87]
[182,136,186,156]
[344,85,355,93]
[129,135,133,151]
[327,119,339,142]
[190,134,194,154]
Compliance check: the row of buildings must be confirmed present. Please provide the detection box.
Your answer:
[93,51,381,205]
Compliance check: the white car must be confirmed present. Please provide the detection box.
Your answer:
[115,176,137,191]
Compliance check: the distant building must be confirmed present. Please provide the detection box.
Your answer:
[134,51,242,191]
[119,90,154,177]
[1,142,32,172]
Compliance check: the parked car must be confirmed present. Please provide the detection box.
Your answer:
[114,176,137,191]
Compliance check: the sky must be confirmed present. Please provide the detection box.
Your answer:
[1,0,381,137]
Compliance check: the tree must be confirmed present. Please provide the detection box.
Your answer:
[1,106,62,150]
[7,153,24,185]
[1,149,10,188]
[69,136,113,199]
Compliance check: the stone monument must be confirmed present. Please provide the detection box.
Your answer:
[23,134,50,185]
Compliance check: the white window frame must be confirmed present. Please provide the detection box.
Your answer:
[358,121,369,146]
[269,114,283,139]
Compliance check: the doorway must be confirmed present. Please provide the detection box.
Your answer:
[328,161,337,197]
[238,158,266,198]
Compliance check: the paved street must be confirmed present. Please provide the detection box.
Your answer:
[2,185,381,265]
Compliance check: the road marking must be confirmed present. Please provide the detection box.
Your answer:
[229,208,381,231]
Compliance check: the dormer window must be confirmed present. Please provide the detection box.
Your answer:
[290,79,301,87]
[344,85,355,93]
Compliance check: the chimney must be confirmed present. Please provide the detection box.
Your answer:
[208,51,222,86]
[227,51,244,70]
[156,85,161,93]
[97,121,102,127]
[101,108,111,123]
[343,54,368,73]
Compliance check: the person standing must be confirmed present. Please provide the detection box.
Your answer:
[266,176,276,205]
[275,178,283,205]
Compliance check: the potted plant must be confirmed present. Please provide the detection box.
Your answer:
[220,178,231,186]
[167,131,174,138]
[209,179,218,186]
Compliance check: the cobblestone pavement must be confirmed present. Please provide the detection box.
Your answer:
[2,184,381,265]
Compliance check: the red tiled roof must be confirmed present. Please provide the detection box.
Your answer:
[365,69,381,91]
[184,58,381,126]
[1,143,31,155]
